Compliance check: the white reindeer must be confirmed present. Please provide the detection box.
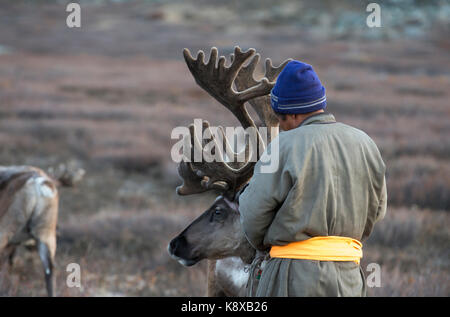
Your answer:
[0,164,84,296]
[168,46,289,296]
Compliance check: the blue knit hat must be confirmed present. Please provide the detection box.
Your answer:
[271,60,326,114]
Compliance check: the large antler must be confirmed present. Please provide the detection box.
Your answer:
[183,46,272,130]
[232,53,292,142]
[177,46,290,196]
[176,121,254,195]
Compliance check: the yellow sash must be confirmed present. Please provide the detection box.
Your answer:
[270,236,363,264]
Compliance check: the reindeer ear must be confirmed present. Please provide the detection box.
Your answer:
[223,197,239,212]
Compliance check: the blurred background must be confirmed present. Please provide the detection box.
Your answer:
[0,0,449,296]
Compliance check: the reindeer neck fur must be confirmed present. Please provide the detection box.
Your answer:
[207,242,268,297]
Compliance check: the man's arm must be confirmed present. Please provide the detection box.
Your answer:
[362,174,387,240]
[376,176,387,222]
[239,142,293,250]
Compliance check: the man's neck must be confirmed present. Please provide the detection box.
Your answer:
[296,109,325,127]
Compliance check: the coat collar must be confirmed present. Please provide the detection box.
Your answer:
[298,112,336,128]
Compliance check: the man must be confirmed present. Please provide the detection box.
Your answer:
[239,60,387,296]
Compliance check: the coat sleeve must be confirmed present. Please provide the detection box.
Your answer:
[238,139,293,251]
[362,174,387,240]
[376,176,387,222]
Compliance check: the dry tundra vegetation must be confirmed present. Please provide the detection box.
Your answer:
[0,0,449,296]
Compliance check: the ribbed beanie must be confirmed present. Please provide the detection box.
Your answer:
[271,60,326,114]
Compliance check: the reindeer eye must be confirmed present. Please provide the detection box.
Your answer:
[210,207,225,223]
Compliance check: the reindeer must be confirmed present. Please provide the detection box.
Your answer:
[168,46,290,296]
[0,164,84,296]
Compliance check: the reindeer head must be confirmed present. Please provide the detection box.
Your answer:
[168,46,290,266]
[168,194,255,266]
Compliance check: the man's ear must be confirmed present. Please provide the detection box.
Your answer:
[292,113,302,121]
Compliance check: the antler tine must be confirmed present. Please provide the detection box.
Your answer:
[265,57,292,82]
[176,161,207,195]
[176,121,206,195]
[219,46,254,80]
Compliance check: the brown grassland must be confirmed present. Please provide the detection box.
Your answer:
[0,0,449,296]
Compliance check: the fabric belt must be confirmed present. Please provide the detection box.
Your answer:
[270,236,363,264]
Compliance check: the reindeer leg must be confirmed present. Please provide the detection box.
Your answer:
[29,194,58,297]
[37,240,55,297]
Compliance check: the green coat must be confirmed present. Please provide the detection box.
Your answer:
[239,112,387,296]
